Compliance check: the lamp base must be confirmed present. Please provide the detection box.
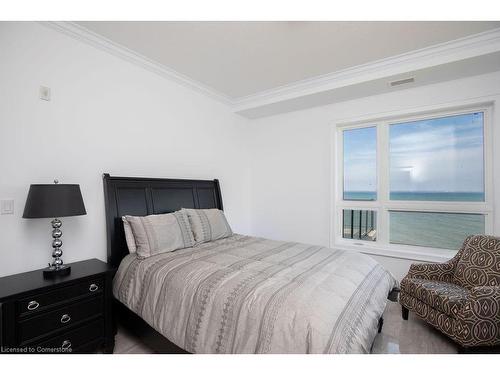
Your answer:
[43,265,71,278]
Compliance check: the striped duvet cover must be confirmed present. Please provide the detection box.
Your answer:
[113,234,397,353]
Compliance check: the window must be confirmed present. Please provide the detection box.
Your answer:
[343,127,377,201]
[389,113,484,202]
[389,211,485,250]
[335,106,492,255]
[342,209,377,241]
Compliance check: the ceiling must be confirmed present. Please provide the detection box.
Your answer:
[76,21,500,100]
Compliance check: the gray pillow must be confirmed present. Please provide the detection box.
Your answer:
[122,210,195,258]
[182,208,233,244]
[122,218,137,253]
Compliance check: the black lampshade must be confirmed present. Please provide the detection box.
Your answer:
[23,184,87,218]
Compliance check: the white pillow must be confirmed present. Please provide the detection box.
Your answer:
[182,208,233,244]
[122,210,195,258]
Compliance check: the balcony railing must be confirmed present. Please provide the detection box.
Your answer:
[342,209,377,241]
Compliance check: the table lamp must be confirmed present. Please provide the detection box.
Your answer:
[23,180,87,278]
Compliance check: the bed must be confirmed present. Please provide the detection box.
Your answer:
[103,174,397,354]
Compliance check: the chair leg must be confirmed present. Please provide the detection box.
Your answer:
[378,316,384,333]
[458,346,472,354]
[401,306,409,320]
[458,345,500,354]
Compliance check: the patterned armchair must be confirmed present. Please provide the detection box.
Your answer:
[400,234,500,349]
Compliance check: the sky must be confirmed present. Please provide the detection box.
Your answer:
[343,112,484,193]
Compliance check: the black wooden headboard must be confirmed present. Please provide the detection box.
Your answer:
[102,173,224,267]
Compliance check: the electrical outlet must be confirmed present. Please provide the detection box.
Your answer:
[39,86,51,101]
[0,200,14,215]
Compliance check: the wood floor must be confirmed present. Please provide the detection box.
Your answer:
[113,301,459,354]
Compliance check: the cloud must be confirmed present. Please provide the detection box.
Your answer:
[344,115,484,193]
[389,124,484,192]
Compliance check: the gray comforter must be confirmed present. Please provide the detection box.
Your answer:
[113,234,397,353]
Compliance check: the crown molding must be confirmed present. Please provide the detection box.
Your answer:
[39,22,500,117]
[40,21,233,106]
[232,27,500,113]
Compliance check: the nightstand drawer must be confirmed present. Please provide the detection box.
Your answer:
[0,259,115,354]
[16,277,103,317]
[36,318,104,353]
[19,296,103,343]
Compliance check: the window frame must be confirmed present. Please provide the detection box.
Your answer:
[332,104,494,262]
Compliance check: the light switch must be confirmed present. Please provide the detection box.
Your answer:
[39,86,51,101]
[0,200,14,215]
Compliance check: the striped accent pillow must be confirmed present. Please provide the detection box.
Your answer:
[122,218,137,253]
[182,208,233,244]
[122,210,195,258]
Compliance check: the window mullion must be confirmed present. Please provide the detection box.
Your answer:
[483,109,494,233]
[377,123,389,246]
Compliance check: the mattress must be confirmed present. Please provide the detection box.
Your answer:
[113,234,397,353]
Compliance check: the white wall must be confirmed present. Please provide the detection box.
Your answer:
[2,22,499,281]
[248,71,500,280]
[0,22,251,277]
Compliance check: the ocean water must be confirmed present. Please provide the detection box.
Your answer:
[343,191,484,201]
[342,191,485,250]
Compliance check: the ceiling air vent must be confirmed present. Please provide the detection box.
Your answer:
[389,77,415,87]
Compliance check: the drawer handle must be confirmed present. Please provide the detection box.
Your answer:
[61,340,72,350]
[60,314,71,324]
[89,283,99,292]
[27,300,39,311]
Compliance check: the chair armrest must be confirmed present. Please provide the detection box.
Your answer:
[460,286,500,322]
[454,286,500,346]
[406,262,455,282]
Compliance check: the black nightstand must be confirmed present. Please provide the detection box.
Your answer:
[0,259,115,354]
